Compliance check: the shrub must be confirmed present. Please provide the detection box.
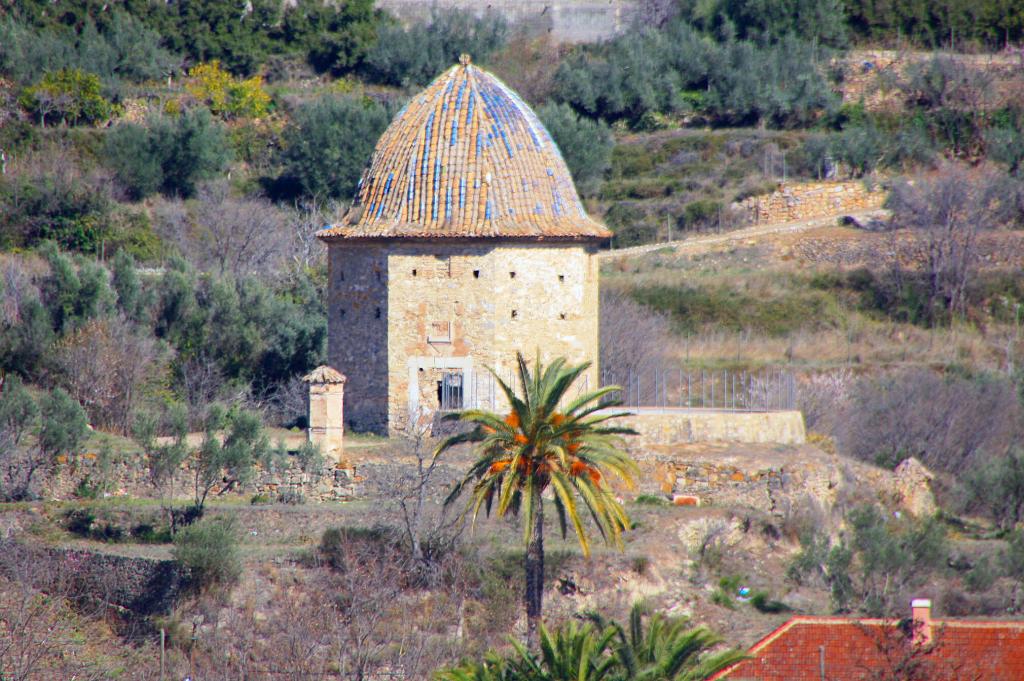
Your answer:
[283,0,379,75]
[789,507,947,616]
[537,102,613,196]
[680,199,722,229]
[105,108,231,199]
[964,555,998,593]
[750,590,792,613]
[0,154,114,253]
[185,61,271,119]
[833,369,1021,475]
[960,449,1024,532]
[0,14,176,87]
[277,489,306,505]
[360,9,508,88]
[277,95,388,200]
[172,516,242,591]
[294,441,323,472]
[19,69,113,127]
[319,527,347,570]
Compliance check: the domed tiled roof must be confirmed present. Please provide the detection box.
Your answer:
[318,57,610,241]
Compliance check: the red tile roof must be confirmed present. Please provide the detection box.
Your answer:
[711,616,1024,681]
[317,56,610,242]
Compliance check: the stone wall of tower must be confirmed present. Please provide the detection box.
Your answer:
[327,240,601,435]
[384,240,601,434]
[327,244,389,432]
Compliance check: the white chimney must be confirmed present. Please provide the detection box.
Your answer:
[911,598,933,646]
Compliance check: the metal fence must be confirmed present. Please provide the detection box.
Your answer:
[439,367,796,413]
[599,367,796,412]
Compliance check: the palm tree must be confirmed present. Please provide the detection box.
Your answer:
[436,605,746,681]
[435,352,638,649]
[590,603,747,681]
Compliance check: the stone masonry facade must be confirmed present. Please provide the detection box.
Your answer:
[328,240,601,434]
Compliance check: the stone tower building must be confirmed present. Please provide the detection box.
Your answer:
[317,56,610,434]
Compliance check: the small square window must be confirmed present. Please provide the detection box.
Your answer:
[509,271,516,279]
[339,271,345,281]
[558,274,565,282]
[511,310,518,319]
[412,268,417,277]
[375,307,382,319]
[339,308,346,318]
[559,312,567,320]
[375,271,382,282]
[473,270,480,278]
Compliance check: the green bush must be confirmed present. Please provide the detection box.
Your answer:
[554,21,835,128]
[680,199,723,229]
[0,13,176,88]
[172,516,242,591]
[537,102,613,196]
[360,9,507,88]
[0,160,114,253]
[105,108,231,199]
[789,507,947,616]
[277,94,388,200]
[283,0,379,75]
[961,449,1024,532]
[964,555,998,593]
[19,68,113,127]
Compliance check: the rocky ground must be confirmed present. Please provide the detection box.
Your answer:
[0,434,955,654]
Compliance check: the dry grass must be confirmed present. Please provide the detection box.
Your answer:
[603,251,1020,373]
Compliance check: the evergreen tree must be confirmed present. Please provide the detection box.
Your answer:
[279,95,388,200]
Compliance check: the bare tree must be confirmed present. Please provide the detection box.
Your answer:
[265,373,308,428]
[193,182,291,279]
[54,316,162,434]
[0,548,112,681]
[851,620,982,681]
[189,531,462,681]
[600,288,676,378]
[288,199,335,271]
[833,367,1021,473]
[888,164,1020,319]
[396,406,458,568]
[154,184,292,280]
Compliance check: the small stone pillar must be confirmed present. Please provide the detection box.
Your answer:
[302,366,346,457]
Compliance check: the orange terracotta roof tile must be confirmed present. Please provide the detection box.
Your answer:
[711,616,1024,681]
[317,55,610,242]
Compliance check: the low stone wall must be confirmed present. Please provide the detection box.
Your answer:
[734,181,886,225]
[617,409,806,452]
[48,452,360,504]
[0,538,184,616]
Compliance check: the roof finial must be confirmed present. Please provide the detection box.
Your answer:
[459,53,472,67]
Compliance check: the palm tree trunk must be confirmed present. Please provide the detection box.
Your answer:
[525,500,544,650]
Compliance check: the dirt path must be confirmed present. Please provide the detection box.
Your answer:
[598,209,890,260]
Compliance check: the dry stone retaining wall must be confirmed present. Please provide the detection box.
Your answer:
[733,181,886,226]
[617,410,806,450]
